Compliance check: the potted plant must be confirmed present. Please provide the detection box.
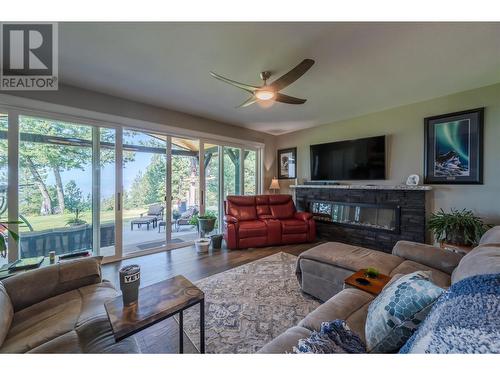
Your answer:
[197,211,217,237]
[364,267,380,279]
[428,208,490,246]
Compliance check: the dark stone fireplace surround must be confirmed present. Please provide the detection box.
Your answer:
[292,184,431,253]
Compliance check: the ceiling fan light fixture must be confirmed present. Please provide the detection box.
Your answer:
[255,89,275,101]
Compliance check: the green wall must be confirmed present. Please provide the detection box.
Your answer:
[276,83,500,223]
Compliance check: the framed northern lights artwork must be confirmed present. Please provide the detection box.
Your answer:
[424,108,484,184]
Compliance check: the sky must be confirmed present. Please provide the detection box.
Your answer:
[45,131,159,199]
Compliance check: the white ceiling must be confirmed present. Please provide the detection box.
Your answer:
[59,22,500,135]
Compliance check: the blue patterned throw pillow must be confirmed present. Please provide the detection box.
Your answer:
[293,320,366,354]
[365,271,445,353]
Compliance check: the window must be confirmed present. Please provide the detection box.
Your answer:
[244,149,257,195]
[2,110,262,261]
[18,116,94,259]
[223,147,241,197]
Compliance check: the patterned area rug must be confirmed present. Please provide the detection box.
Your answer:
[181,252,321,353]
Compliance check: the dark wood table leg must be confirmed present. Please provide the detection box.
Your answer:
[179,310,184,354]
[200,298,205,354]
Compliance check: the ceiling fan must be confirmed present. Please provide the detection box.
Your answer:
[210,59,315,108]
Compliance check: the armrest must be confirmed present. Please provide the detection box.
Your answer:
[392,241,463,275]
[294,211,313,221]
[224,215,238,224]
[2,256,103,312]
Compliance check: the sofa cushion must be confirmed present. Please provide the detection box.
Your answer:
[268,195,296,219]
[451,246,500,284]
[1,290,82,353]
[299,258,356,301]
[226,196,257,221]
[269,202,295,219]
[298,242,404,276]
[255,195,271,216]
[390,260,451,289]
[345,301,371,343]
[0,281,118,353]
[281,219,308,234]
[479,226,500,247]
[27,318,140,353]
[2,256,103,312]
[365,271,445,353]
[238,220,267,238]
[0,284,13,347]
[299,288,374,342]
[392,241,462,275]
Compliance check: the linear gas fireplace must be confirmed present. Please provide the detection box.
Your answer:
[293,184,430,252]
[311,201,400,233]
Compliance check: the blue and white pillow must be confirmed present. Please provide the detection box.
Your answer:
[400,273,500,354]
[365,271,444,353]
[293,320,366,354]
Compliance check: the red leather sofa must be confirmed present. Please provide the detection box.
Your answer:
[223,195,316,249]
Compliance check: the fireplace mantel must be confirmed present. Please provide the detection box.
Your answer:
[290,184,432,191]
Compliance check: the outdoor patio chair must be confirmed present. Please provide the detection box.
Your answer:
[139,203,165,228]
[175,206,198,231]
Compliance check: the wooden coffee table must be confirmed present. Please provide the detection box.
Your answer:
[344,269,391,295]
[104,275,205,353]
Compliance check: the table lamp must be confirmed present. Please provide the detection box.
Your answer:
[269,177,280,194]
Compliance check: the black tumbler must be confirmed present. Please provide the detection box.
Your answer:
[119,264,141,306]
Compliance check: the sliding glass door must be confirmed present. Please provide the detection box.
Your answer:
[223,146,241,197]
[97,128,117,257]
[244,149,257,195]
[204,144,221,234]
[121,130,167,255]
[170,137,200,244]
[1,110,262,262]
[16,116,116,259]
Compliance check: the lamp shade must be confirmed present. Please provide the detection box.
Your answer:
[269,178,280,191]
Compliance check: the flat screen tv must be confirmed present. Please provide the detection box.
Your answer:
[310,135,386,181]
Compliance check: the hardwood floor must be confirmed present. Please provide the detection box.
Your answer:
[102,242,319,353]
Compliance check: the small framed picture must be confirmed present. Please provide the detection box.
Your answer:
[277,147,297,179]
[424,108,484,184]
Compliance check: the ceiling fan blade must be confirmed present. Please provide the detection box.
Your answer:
[274,93,307,104]
[236,95,258,108]
[269,59,315,92]
[210,71,258,93]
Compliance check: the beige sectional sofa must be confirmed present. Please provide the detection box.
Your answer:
[259,226,500,353]
[0,257,139,353]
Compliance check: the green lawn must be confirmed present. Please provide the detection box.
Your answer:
[21,208,146,232]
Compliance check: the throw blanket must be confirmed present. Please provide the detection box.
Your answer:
[400,273,500,354]
[293,320,366,354]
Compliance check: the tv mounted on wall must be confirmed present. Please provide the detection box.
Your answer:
[310,135,386,181]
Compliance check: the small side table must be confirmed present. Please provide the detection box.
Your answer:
[130,218,153,231]
[105,275,205,353]
[344,269,391,296]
